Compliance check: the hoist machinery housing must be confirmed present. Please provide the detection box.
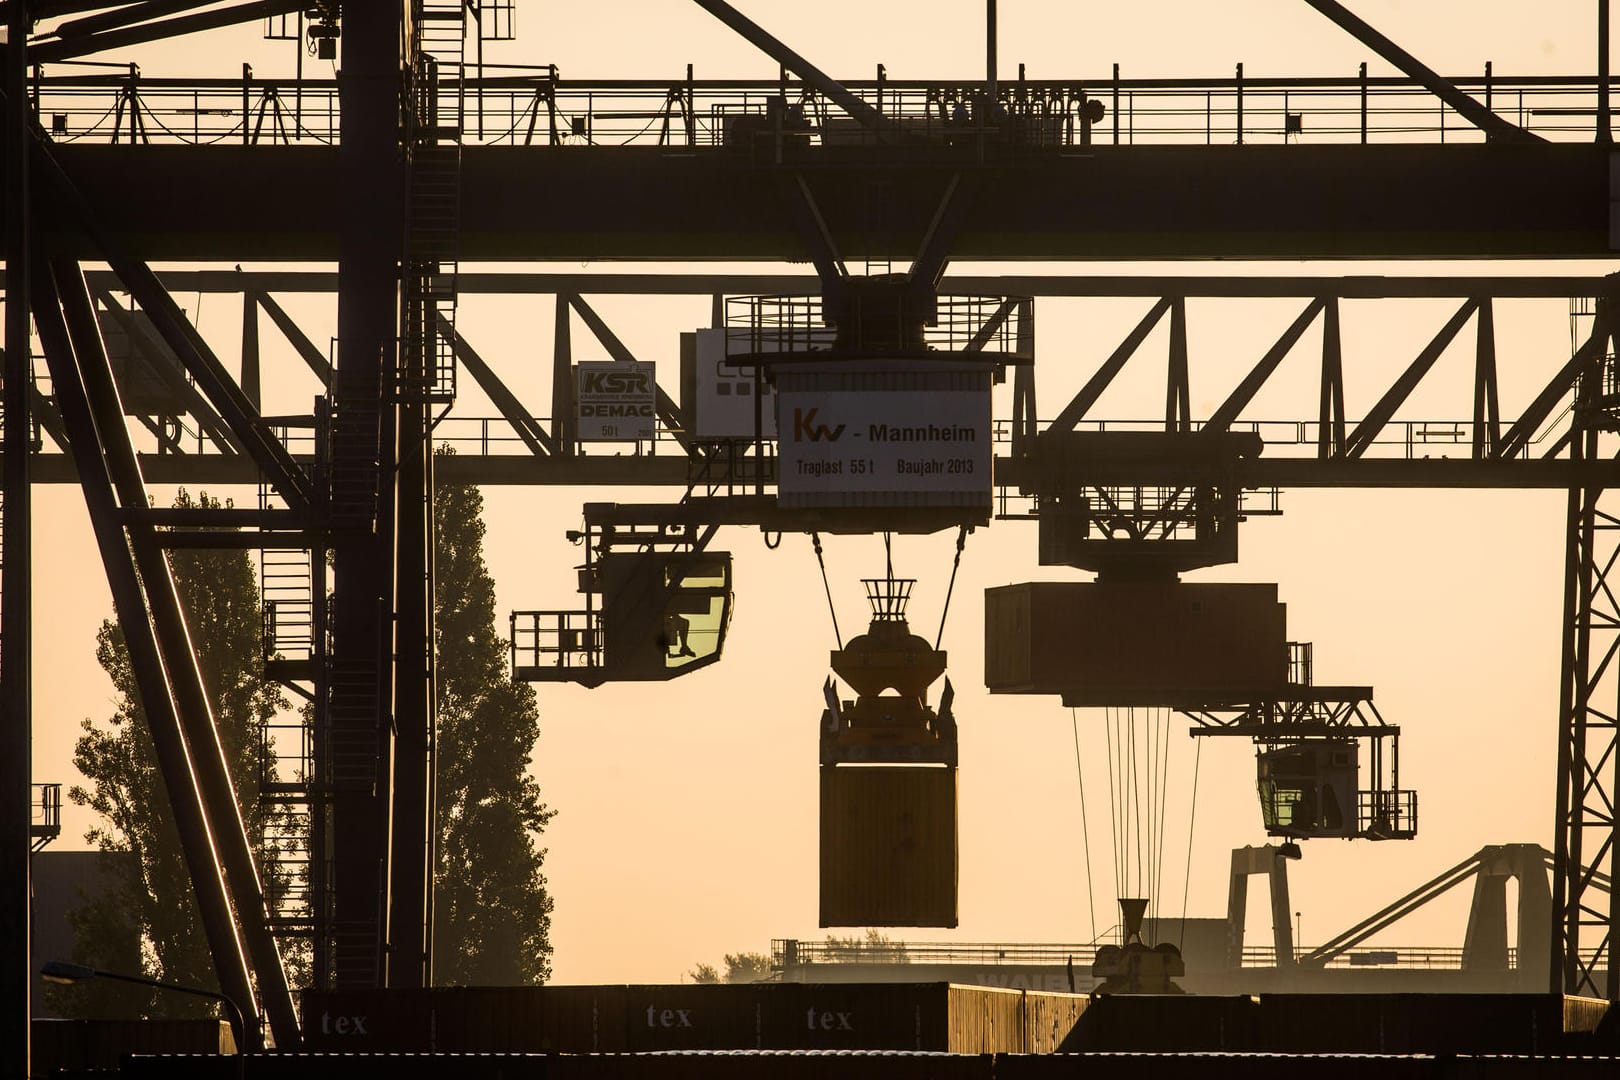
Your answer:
[984,581,1417,843]
[820,577,958,928]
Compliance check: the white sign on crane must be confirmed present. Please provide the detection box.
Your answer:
[775,360,992,509]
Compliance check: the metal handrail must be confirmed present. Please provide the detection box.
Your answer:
[773,937,1605,972]
[24,71,1620,147]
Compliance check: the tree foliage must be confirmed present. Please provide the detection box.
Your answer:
[824,929,909,964]
[688,951,775,984]
[59,490,290,1017]
[431,455,556,985]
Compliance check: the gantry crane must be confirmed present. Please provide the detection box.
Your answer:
[4,6,1620,1069]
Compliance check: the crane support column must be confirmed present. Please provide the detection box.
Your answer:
[3,1,33,1075]
[1550,294,1620,998]
[331,3,405,989]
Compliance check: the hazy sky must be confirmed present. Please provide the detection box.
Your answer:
[17,2,1616,985]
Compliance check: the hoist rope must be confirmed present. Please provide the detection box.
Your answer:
[1104,710,1121,904]
[1102,705,1179,938]
[1130,706,1143,902]
[1152,707,1170,926]
[933,525,969,650]
[1072,708,1099,942]
[811,531,842,649]
[1180,737,1202,952]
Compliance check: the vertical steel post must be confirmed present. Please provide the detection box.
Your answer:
[552,294,574,454]
[3,3,33,1076]
[241,291,260,411]
[1235,63,1244,145]
[1166,297,1189,432]
[1601,0,1612,143]
[1319,296,1345,458]
[332,2,404,989]
[986,0,997,104]
[1473,298,1500,458]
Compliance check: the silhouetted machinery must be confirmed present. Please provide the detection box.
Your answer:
[986,426,1418,845]
[978,427,1416,986]
[719,264,1022,930]
[511,508,733,687]
[820,574,958,928]
[518,236,1027,925]
[1092,898,1187,995]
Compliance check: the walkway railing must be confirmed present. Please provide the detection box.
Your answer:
[773,937,1603,972]
[26,68,1620,148]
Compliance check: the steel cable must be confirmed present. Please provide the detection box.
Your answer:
[810,531,842,649]
[1072,708,1099,942]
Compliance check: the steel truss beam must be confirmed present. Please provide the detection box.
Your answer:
[2,275,1616,489]
[30,142,1611,261]
[1551,295,1620,997]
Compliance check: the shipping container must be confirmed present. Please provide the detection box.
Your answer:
[31,1018,234,1071]
[541,984,631,1052]
[1021,990,1091,1054]
[1062,993,1261,1051]
[303,985,630,1054]
[945,984,1026,1053]
[301,988,467,1052]
[1256,993,1612,1054]
[764,982,947,1050]
[820,764,958,928]
[984,581,1287,705]
[624,983,771,1051]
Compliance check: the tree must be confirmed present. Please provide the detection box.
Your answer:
[823,930,909,965]
[59,490,291,1017]
[689,951,776,984]
[431,452,556,984]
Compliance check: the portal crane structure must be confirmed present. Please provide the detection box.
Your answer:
[3,5,1620,1069]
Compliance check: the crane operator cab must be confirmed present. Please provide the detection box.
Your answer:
[511,551,732,685]
[1256,739,1357,839]
[597,551,732,678]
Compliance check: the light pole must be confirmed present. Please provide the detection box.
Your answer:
[40,960,248,1053]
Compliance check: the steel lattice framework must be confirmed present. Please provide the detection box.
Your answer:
[4,4,1620,1069]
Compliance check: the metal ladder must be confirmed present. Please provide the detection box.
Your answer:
[259,545,315,681]
[327,388,381,532]
[398,0,467,404]
[254,473,327,954]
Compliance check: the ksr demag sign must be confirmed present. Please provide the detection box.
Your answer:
[576,360,657,442]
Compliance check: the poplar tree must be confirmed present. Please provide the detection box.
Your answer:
[431,456,556,984]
